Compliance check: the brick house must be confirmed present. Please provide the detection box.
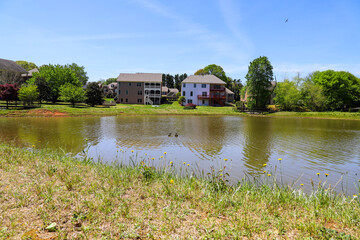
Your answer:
[116,73,162,105]
[181,75,227,106]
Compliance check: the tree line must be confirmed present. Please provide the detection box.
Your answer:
[0,62,104,108]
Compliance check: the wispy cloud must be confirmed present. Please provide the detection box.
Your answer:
[131,0,253,64]
[217,0,253,50]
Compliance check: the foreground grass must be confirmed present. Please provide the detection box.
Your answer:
[0,144,359,239]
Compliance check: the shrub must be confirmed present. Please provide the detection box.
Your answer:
[184,103,197,109]
[178,96,185,105]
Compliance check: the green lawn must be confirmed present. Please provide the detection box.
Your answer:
[1,100,360,120]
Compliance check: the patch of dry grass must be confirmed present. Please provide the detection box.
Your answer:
[0,144,359,239]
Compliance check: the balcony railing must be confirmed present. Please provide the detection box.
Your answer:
[210,87,225,91]
[198,94,226,99]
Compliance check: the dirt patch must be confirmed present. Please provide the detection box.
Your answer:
[23,109,68,117]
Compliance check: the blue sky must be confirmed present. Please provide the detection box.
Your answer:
[1,0,359,82]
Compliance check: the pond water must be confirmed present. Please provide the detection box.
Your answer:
[0,115,359,194]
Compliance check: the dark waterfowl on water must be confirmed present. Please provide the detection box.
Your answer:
[175,133,178,137]
[168,133,172,137]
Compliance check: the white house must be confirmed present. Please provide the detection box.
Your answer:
[181,75,227,106]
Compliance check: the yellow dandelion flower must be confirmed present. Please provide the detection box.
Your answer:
[160,156,163,158]
[170,161,173,165]
[317,173,320,176]
[32,145,35,148]
[187,164,190,166]
[183,162,186,165]
[263,164,267,167]
[145,153,147,155]
[278,158,282,161]
[267,174,271,177]
[325,173,329,177]
[220,174,223,176]
[131,150,134,153]
[263,170,266,173]
[353,195,358,198]
[120,149,123,151]
[300,184,304,186]
[170,179,174,184]
[164,152,167,154]
[224,158,228,161]
[151,157,155,160]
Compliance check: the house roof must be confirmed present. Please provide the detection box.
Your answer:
[117,73,162,83]
[0,58,27,73]
[225,88,234,94]
[21,68,39,77]
[182,75,226,85]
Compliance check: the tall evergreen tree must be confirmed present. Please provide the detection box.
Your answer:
[85,82,104,107]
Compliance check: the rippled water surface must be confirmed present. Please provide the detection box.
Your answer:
[1,116,359,193]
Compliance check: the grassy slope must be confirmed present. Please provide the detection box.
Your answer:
[1,101,360,120]
[0,144,359,239]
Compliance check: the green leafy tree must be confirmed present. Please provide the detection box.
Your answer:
[18,84,39,106]
[311,70,360,110]
[274,79,302,111]
[245,56,274,109]
[59,83,85,107]
[85,82,104,107]
[15,60,37,71]
[32,77,52,104]
[103,77,117,85]
[300,77,327,111]
[194,69,207,75]
[29,64,81,103]
[65,63,88,86]
[228,78,243,101]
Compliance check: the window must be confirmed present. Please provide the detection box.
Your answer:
[120,98,123,103]
[183,83,186,88]
[129,83,132,86]
[187,99,192,103]
[190,91,193,96]
[183,91,185,96]
[194,83,196,88]
[137,99,142,103]
[202,100,205,104]
[118,90,121,95]
[202,92,207,96]
[201,84,206,88]
[156,90,160,94]
[125,98,128,103]
[126,90,128,95]
[138,90,142,95]
[137,82,142,87]
[118,83,121,86]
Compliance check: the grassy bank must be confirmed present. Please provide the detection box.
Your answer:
[268,111,360,120]
[2,101,360,120]
[0,101,239,117]
[0,144,359,239]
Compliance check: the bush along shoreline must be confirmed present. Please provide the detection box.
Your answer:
[0,143,359,239]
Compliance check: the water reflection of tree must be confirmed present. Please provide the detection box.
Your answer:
[0,118,88,154]
[242,117,273,171]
